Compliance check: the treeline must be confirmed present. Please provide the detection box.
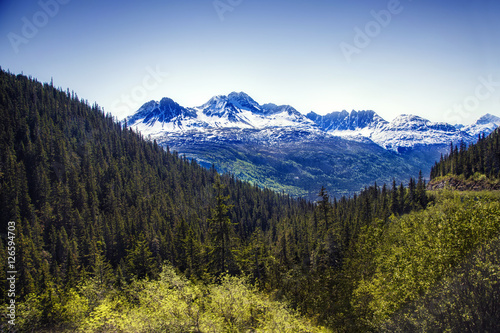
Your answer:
[430,128,500,180]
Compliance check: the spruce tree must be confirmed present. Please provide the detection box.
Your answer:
[208,176,238,276]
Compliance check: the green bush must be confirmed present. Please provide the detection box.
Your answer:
[17,265,331,332]
[351,192,500,328]
[381,236,500,332]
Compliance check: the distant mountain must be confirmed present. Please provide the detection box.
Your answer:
[307,112,482,153]
[125,92,500,199]
[306,110,386,132]
[126,97,197,128]
[128,94,497,153]
[370,114,472,152]
[127,92,316,137]
[462,113,500,138]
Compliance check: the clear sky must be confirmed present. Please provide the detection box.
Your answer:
[1,0,499,124]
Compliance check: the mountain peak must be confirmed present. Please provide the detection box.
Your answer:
[204,94,228,105]
[461,113,500,138]
[227,91,261,113]
[306,109,386,132]
[476,113,500,125]
[127,98,196,127]
[200,94,240,120]
[227,91,252,101]
[386,114,433,131]
[391,114,427,122]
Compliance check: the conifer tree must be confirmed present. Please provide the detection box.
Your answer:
[126,234,156,279]
[391,179,399,215]
[318,186,330,231]
[208,176,238,276]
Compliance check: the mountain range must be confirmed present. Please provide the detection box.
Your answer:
[125,92,500,199]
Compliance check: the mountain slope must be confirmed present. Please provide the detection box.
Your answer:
[0,70,323,330]
[126,92,499,199]
[163,135,420,198]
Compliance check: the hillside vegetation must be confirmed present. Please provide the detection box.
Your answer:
[1,69,499,332]
[348,191,500,330]
[168,136,423,200]
[430,129,500,186]
[16,265,328,332]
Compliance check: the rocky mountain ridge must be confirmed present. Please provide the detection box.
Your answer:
[123,92,500,199]
[126,92,500,152]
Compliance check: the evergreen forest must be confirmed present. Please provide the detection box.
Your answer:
[429,130,500,190]
[1,69,499,332]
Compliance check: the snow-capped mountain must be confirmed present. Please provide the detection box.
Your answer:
[462,113,500,138]
[126,92,317,140]
[126,92,499,152]
[370,115,472,152]
[307,112,497,152]
[306,110,387,133]
[124,92,499,199]
[126,97,196,128]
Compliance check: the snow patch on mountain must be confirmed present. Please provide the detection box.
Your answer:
[126,92,318,140]
[306,110,387,132]
[369,115,473,152]
[125,92,500,153]
[462,113,500,138]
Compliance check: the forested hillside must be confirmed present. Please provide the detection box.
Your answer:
[0,69,321,331]
[429,129,500,190]
[1,69,499,332]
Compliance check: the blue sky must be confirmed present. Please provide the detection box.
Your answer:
[1,0,499,124]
